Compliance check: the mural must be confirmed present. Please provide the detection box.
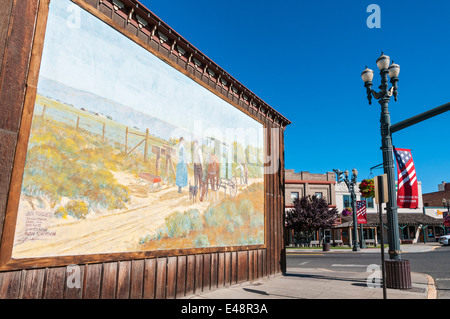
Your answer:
[11,0,264,258]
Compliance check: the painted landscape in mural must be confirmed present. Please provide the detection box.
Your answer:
[12,0,264,258]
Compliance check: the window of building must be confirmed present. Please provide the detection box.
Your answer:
[343,195,351,208]
[315,192,323,199]
[291,192,299,202]
[362,197,374,209]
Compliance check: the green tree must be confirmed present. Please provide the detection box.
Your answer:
[285,195,339,247]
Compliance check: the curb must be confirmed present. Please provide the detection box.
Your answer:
[423,273,437,299]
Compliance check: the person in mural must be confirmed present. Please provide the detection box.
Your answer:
[243,162,248,185]
[199,147,210,201]
[208,149,220,192]
[193,139,203,192]
[237,162,248,185]
[237,162,244,185]
[176,137,188,193]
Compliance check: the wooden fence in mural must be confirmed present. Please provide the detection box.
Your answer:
[40,100,174,177]
[125,127,175,176]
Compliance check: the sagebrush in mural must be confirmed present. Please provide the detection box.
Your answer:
[139,183,264,250]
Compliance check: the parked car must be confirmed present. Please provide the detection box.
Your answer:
[439,234,450,246]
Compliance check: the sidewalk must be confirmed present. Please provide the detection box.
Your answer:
[285,242,441,254]
[184,243,439,300]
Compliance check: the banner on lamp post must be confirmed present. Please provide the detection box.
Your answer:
[356,200,367,224]
[394,148,419,209]
[444,212,450,227]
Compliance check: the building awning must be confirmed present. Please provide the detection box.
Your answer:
[333,213,444,228]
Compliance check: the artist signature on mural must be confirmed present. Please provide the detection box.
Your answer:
[24,210,56,241]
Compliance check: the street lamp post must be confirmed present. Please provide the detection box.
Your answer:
[334,168,360,251]
[361,52,402,261]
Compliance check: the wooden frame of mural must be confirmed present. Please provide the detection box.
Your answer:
[0,0,271,271]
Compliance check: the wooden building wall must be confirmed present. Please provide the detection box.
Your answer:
[0,0,287,299]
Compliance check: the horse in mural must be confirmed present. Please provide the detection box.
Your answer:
[199,153,220,202]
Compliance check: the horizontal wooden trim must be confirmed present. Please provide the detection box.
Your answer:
[285,180,336,185]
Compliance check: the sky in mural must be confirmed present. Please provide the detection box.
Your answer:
[39,0,263,147]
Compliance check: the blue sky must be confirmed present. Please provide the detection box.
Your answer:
[139,0,450,195]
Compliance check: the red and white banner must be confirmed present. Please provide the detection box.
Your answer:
[394,148,419,209]
[444,212,450,227]
[356,200,367,224]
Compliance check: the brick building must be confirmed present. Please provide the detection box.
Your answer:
[423,181,450,207]
[284,170,336,245]
[284,170,336,208]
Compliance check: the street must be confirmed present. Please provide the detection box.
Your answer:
[286,244,450,299]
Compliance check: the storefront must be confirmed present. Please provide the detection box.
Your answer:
[333,213,445,245]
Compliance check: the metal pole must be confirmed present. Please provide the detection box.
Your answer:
[379,68,402,261]
[360,223,366,248]
[390,102,450,133]
[335,168,361,252]
[423,226,428,244]
[351,183,360,251]
[378,202,387,299]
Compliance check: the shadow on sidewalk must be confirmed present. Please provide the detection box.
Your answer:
[284,272,367,285]
[285,271,428,294]
[242,288,307,299]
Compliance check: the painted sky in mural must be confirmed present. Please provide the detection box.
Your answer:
[38,0,262,145]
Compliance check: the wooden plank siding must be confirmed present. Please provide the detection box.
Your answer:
[0,0,288,299]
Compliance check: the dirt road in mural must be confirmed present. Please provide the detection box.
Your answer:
[12,172,263,258]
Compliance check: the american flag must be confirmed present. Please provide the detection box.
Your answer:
[394,148,417,189]
[394,148,419,208]
[356,200,367,224]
